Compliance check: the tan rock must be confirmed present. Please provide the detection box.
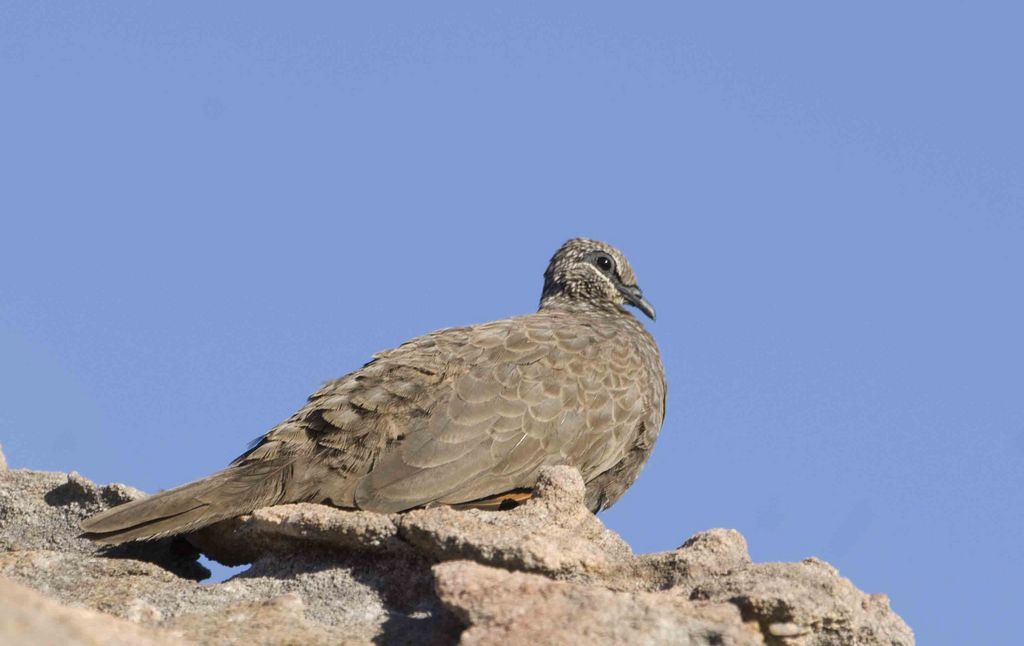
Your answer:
[0,575,182,645]
[166,593,352,646]
[399,466,633,579]
[190,504,405,567]
[688,557,914,646]
[0,467,207,580]
[0,460,913,645]
[434,560,764,646]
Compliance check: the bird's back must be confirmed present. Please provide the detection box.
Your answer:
[237,305,664,513]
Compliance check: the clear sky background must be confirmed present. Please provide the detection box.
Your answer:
[2,3,1021,643]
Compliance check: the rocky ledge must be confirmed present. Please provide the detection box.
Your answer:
[0,447,912,645]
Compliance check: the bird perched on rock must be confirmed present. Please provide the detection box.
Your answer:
[82,238,666,544]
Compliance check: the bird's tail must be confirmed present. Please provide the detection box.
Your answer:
[80,460,294,544]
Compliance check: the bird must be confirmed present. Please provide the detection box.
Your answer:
[81,238,666,544]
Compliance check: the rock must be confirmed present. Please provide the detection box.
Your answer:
[623,528,753,591]
[0,467,208,580]
[0,575,181,645]
[0,549,196,619]
[399,467,633,579]
[434,560,765,646]
[164,593,346,646]
[688,557,913,646]
[0,444,6,471]
[0,544,455,644]
[0,458,914,645]
[190,504,406,567]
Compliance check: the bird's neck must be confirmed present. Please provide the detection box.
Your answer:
[538,293,628,319]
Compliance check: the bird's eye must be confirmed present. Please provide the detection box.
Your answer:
[595,255,614,272]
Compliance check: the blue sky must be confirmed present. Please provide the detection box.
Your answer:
[2,3,1021,643]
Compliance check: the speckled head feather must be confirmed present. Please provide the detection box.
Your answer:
[541,238,655,320]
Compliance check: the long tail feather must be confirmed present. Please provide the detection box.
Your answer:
[80,461,293,544]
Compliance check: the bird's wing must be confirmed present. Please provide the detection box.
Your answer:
[352,314,647,512]
[231,313,645,513]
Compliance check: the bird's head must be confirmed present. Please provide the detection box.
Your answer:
[540,238,655,320]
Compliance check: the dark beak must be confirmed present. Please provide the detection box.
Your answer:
[620,285,656,321]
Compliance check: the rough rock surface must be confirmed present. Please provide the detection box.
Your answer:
[0,445,913,645]
[0,575,182,645]
[433,561,764,646]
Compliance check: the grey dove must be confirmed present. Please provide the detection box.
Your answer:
[81,238,666,544]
